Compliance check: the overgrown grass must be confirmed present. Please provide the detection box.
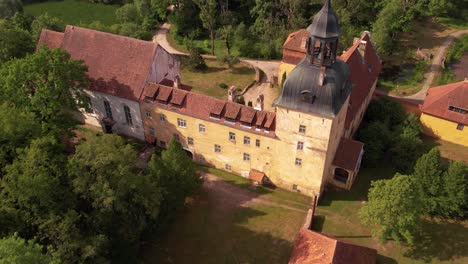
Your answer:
[201,166,311,210]
[181,59,255,99]
[24,0,119,26]
[379,60,429,95]
[168,32,239,57]
[436,17,468,30]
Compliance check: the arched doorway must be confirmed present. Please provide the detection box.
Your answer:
[183,148,194,161]
[334,167,349,183]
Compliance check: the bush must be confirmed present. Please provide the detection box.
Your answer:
[218,82,228,89]
[186,47,207,71]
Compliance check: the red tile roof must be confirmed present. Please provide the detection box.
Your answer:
[36,29,64,51]
[249,169,265,183]
[170,88,188,106]
[156,85,172,103]
[142,83,276,137]
[289,229,377,264]
[281,32,382,129]
[421,81,468,125]
[37,26,163,101]
[225,102,241,119]
[333,138,364,171]
[144,83,159,99]
[239,106,256,124]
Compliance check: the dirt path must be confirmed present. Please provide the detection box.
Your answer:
[202,172,307,213]
[403,29,468,101]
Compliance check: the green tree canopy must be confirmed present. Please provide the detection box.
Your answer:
[195,0,217,55]
[0,233,53,264]
[439,161,467,217]
[30,13,63,41]
[0,20,34,64]
[360,174,423,244]
[412,148,443,213]
[0,0,22,19]
[0,47,89,132]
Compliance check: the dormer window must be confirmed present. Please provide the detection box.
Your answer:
[210,113,221,120]
[448,106,467,114]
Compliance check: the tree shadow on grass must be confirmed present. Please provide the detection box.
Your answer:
[404,218,468,263]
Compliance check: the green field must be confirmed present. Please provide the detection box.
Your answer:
[181,59,256,99]
[24,0,119,26]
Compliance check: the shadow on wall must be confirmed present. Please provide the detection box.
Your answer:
[139,172,300,263]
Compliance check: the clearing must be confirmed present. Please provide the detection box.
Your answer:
[24,0,119,26]
[180,59,256,100]
[316,167,468,264]
[140,167,311,264]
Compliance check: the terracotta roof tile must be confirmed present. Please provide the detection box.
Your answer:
[256,111,267,126]
[421,81,468,125]
[159,78,192,92]
[283,29,309,53]
[224,102,241,120]
[142,83,276,137]
[156,85,172,103]
[38,26,162,101]
[264,112,276,129]
[36,29,64,51]
[211,101,226,116]
[170,88,188,106]
[333,138,364,171]
[239,106,256,124]
[249,169,265,183]
[144,83,159,99]
[289,229,377,264]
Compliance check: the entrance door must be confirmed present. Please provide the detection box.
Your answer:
[104,124,113,133]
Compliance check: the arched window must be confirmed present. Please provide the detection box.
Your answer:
[123,105,132,126]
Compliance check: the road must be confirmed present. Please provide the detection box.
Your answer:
[402,29,468,101]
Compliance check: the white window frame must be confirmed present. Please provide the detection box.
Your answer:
[214,144,221,153]
[243,153,250,161]
[199,124,206,133]
[160,114,166,122]
[145,110,152,119]
[188,137,194,145]
[244,136,250,145]
[103,100,112,119]
[299,125,306,134]
[123,105,133,126]
[229,132,236,142]
[297,141,304,150]
[295,158,302,166]
[177,118,187,128]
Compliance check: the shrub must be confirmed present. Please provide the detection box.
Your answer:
[186,47,207,71]
[218,83,228,89]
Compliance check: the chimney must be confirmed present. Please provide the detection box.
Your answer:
[464,77,468,83]
[318,66,326,86]
[358,40,367,58]
[173,76,181,89]
[228,86,237,102]
[254,94,264,111]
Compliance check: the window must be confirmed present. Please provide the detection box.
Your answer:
[244,136,250,145]
[243,153,250,161]
[160,114,166,122]
[224,117,236,124]
[297,141,304,150]
[149,126,155,135]
[229,132,236,142]
[177,118,186,128]
[199,124,206,133]
[334,168,349,183]
[84,96,93,113]
[173,133,179,141]
[292,184,298,191]
[449,106,468,114]
[103,100,112,119]
[295,158,302,166]
[457,123,464,131]
[255,139,260,147]
[159,141,166,148]
[188,137,194,145]
[214,144,221,153]
[145,110,152,119]
[299,125,306,133]
[123,105,133,126]
[225,164,232,170]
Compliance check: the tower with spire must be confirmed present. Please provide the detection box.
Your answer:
[272,0,353,196]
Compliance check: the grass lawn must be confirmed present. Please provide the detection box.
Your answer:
[24,0,119,26]
[181,59,256,99]
[141,168,310,263]
[315,167,468,264]
[422,135,468,164]
[167,32,240,57]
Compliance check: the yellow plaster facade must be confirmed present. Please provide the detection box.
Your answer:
[420,113,468,146]
[141,98,349,197]
[278,63,297,87]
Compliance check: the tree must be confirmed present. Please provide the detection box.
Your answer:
[0,47,89,132]
[218,25,234,56]
[412,148,444,214]
[364,97,406,127]
[67,134,161,261]
[116,3,140,24]
[195,0,217,55]
[0,233,53,264]
[147,139,201,228]
[439,161,467,217]
[0,0,22,19]
[2,136,72,219]
[186,46,207,70]
[0,103,41,172]
[359,174,423,244]
[30,13,63,41]
[358,121,391,166]
[0,20,34,63]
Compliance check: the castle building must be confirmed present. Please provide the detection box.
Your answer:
[37,0,381,197]
[37,25,181,140]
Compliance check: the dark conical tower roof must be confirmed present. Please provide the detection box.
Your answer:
[307,0,340,39]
